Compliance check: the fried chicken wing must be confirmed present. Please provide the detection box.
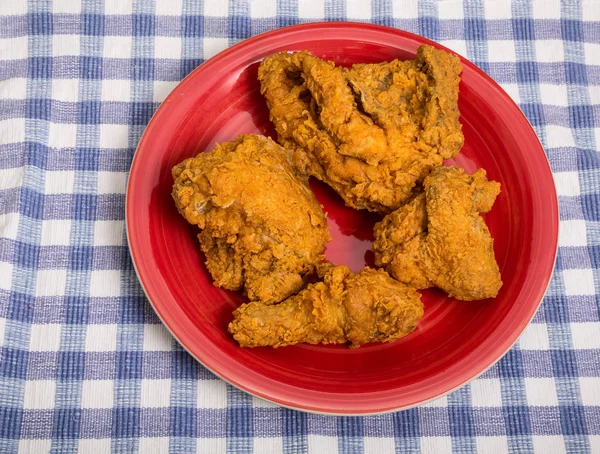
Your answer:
[228,265,424,348]
[172,134,331,304]
[258,45,463,214]
[373,166,502,300]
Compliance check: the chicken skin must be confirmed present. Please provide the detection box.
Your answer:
[228,265,424,348]
[373,166,502,301]
[172,134,331,304]
[258,45,463,214]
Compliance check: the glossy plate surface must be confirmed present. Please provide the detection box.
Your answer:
[126,23,558,415]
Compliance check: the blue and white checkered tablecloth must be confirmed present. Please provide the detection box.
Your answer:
[0,0,598,452]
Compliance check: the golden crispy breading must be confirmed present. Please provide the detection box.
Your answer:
[258,45,463,214]
[373,166,502,300]
[423,167,502,300]
[172,134,331,304]
[228,265,424,348]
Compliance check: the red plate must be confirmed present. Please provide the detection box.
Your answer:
[126,23,558,414]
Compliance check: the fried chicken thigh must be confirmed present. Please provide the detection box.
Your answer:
[373,166,502,301]
[229,265,424,348]
[258,45,463,214]
[172,134,331,304]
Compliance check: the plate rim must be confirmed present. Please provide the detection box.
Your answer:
[126,21,559,415]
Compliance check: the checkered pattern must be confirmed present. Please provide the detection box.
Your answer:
[0,0,598,452]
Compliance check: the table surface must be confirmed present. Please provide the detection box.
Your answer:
[0,0,599,453]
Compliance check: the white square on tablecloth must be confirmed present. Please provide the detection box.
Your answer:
[532,436,566,454]
[298,0,325,19]
[571,322,600,349]
[90,270,122,297]
[580,377,600,405]
[52,35,80,57]
[197,438,226,454]
[539,83,569,107]
[0,2,27,15]
[532,0,561,20]
[35,270,67,297]
[48,123,78,149]
[41,220,72,246]
[252,395,279,408]
[143,323,173,351]
[45,170,75,194]
[484,1,512,19]
[254,437,282,453]
[470,378,502,407]
[0,213,19,241]
[553,172,580,197]
[392,0,418,19]
[582,1,600,22]
[204,38,229,60]
[364,437,395,454]
[198,380,228,409]
[0,78,27,100]
[51,78,80,102]
[29,324,62,352]
[525,377,559,406]
[104,0,132,15]
[101,79,131,102]
[518,323,550,350]
[0,261,12,292]
[23,380,56,409]
[439,40,467,58]
[78,438,112,454]
[596,128,600,151]
[0,37,28,60]
[85,324,118,352]
[103,36,133,59]
[546,125,576,148]
[97,171,127,194]
[153,80,178,103]
[487,40,516,63]
[53,0,81,14]
[139,437,170,453]
[476,436,509,454]
[156,0,183,16]
[500,83,520,104]
[438,0,463,20]
[559,220,587,247]
[250,0,277,18]
[0,167,23,191]
[308,435,338,454]
[81,380,115,408]
[140,379,172,408]
[535,40,565,63]
[584,43,600,66]
[0,118,25,145]
[563,269,595,296]
[421,437,453,454]
[420,395,448,408]
[155,36,182,59]
[204,1,228,17]
[589,86,600,105]
[99,124,129,149]
[18,440,53,454]
[347,0,372,20]
[94,220,124,246]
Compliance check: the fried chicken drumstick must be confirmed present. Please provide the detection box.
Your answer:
[373,166,502,301]
[228,265,424,348]
[172,134,331,304]
[258,45,463,214]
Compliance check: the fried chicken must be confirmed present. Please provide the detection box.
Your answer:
[373,166,502,301]
[258,45,463,214]
[172,134,331,304]
[229,265,424,348]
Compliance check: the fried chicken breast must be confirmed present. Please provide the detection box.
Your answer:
[258,45,463,214]
[373,166,502,300]
[229,265,424,348]
[172,134,331,304]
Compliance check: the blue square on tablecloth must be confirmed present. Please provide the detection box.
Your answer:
[82,13,104,36]
[29,13,53,35]
[28,57,52,79]
[0,348,29,379]
[57,351,86,380]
